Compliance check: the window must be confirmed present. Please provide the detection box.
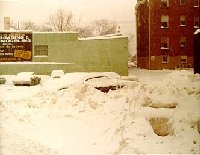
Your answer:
[34,45,48,56]
[180,37,186,47]
[161,15,169,28]
[180,16,186,26]
[194,16,200,28]
[180,0,186,5]
[181,56,187,63]
[161,37,169,49]
[194,0,199,7]
[162,55,169,63]
[161,0,169,7]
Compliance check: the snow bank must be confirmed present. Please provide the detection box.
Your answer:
[42,72,121,92]
[0,69,199,154]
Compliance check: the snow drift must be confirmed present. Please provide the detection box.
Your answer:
[0,69,199,154]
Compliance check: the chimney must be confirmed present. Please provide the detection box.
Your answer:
[4,17,10,30]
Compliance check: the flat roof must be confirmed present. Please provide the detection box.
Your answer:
[0,30,32,33]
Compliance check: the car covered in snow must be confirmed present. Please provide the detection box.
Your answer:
[12,72,41,86]
[51,70,64,78]
[0,77,6,84]
[84,72,123,93]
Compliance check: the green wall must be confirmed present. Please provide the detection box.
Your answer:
[0,32,128,75]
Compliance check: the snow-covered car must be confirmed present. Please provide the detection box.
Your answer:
[84,73,123,93]
[12,72,41,86]
[51,70,64,78]
[0,77,6,84]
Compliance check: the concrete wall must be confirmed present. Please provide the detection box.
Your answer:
[0,32,128,75]
[0,63,116,75]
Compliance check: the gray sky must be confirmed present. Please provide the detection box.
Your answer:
[0,0,137,29]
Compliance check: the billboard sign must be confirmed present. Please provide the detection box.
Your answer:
[0,31,32,62]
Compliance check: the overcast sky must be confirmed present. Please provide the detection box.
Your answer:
[0,0,137,28]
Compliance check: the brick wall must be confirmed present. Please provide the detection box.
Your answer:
[136,0,200,70]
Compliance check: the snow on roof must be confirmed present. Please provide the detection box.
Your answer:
[33,31,78,34]
[79,34,127,40]
[103,33,122,37]
[194,29,200,34]
[0,30,32,33]
[0,62,73,65]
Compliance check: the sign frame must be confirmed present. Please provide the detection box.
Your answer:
[0,31,32,62]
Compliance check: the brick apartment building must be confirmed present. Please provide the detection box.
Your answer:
[136,0,200,69]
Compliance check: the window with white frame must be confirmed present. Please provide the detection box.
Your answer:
[162,55,168,63]
[161,0,169,7]
[194,0,199,7]
[180,0,186,5]
[161,37,169,49]
[161,15,169,28]
[194,15,200,28]
[180,37,186,47]
[181,56,187,63]
[180,16,186,26]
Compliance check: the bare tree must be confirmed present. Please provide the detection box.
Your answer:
[10,20,19,30]
[91,19,117,36]
[39,24,53,32]
[20,20,39,31]
[71,25,93,38]
[47,8,73,31]
[78,26,93,38]
[10,19,39,31]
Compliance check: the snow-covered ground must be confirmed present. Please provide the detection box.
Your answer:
[0,68,200,155]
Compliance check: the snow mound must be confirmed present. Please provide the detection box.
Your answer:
[42,72,121,92]
[0,70,200,154]
[42,73,86,92]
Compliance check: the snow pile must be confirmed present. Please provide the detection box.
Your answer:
[50,70,64,78]
[121,70,200,153]
[0,69,199,154]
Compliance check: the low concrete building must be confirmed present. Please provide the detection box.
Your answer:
[0,31,128,75]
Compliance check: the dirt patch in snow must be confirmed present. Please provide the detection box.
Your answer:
[95,85,124,93]
[143,97,178,109]
[148,117,174,136]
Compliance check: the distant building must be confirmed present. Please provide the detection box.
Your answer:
[135,0,200,69]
